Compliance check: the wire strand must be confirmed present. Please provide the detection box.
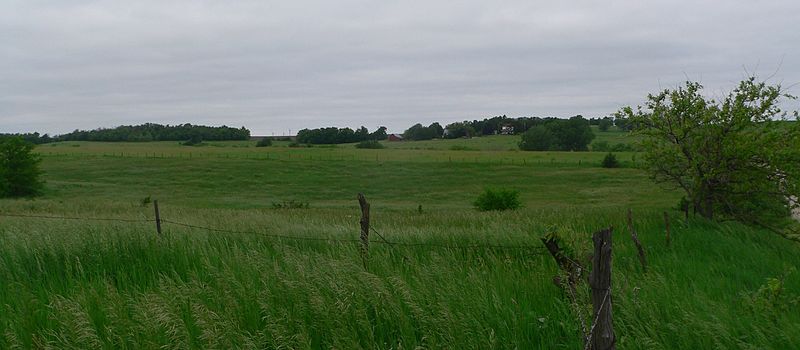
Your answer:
[0,213,150,223]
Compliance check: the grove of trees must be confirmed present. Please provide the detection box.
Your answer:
[518,116,595,151]
[3,124,251,143]
[296,126,388,144]
[619,77,800,224]
[402,123,444,141]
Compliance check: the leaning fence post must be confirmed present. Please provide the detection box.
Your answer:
[589,227,615,350]
[627,209,647,272]
[664,211,671,246]
[153,200,162,236]
[357,193,370,269]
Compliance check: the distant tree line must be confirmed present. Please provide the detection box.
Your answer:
[402,114,627,140]
[0,133,55,144]
[398,115,597,151]
[0,123,250,143]
[296,126,387,144]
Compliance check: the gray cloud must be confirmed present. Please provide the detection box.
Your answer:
[2,0,799,135]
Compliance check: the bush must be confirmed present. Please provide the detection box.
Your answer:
[355,140,384,149]
[255,138,273,147]
[601,152,620,168]
[0,137,44,197]
[473,188,521,211]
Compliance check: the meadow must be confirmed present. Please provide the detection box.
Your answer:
[0,133,798,349]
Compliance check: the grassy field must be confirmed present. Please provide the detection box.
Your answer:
[0,139,798,349]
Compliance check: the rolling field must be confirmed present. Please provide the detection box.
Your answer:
[0,139,798,349]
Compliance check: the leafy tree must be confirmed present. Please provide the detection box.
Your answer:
[601,152,620,168]
[255,138,273,147]
[548,115,595,151]
[519,125,557,151]
[402,123,442,141]
[0,137,44,197]
[428,122,444,138]
[617,78,800,223]
[443,122,475,139]
[598,118,613,131]
[370,126,388,140]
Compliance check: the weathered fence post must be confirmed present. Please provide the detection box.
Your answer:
[358,193,370,269]
[153,200,162,236]
[589,227,615,350]
[627,209,647,272]
[664,211,671,246]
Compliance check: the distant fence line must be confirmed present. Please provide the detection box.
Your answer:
[2,194,661,350]
[0,211,547,252]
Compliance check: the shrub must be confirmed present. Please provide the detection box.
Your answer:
[473,188,521,211]
[0,137,44,197]
[601,152,620,168]
[255,138,273,147]
[288,142,302,148]
[140,195,152,207]
[355,140,384,149]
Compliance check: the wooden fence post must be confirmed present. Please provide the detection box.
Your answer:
[627,209,647,272]
[664,211,671,246]
[153,200,162,236]
[589,227,615,350]
[357,193,370,269]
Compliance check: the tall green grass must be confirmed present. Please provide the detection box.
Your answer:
[1,207,798,349]
[0,141,796,348]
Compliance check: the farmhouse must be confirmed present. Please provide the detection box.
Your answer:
[388,134,404,141]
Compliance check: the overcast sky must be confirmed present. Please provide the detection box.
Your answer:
[2,1,799,136]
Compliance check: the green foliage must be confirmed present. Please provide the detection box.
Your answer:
[473,188,521,211]
[519,125,558,151]
[0,137,44,197]
[296,126,386,144]
[618,77,800,222]
[598,118,613,131]
[601,152,620,168]
[255,138,273,147]
[59,123,250,142]
[402,122,443,141]
[271,200,310,209]
[519,116,595,151]
[443,122,475,139]
[354,140,384,149]
[140,195,151,207]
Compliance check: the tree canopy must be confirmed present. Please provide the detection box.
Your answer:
[518,116,595,151]
[618,78,800,225]
[0,137,44,198]
[296,126,387,144]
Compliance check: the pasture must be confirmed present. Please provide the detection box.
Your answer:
[0,136,798,349]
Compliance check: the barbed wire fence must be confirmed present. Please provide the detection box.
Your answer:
[1,193,626,349]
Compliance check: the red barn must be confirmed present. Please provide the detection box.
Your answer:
[388,134,404,141]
